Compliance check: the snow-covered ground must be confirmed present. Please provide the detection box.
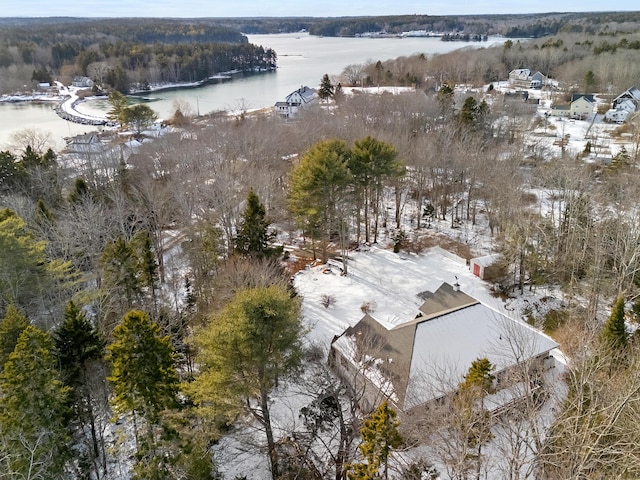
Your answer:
[295,246,515,345]
[213,246,565,479]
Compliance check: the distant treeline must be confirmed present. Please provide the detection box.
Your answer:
[306,16,474,37]
[0,18,277,94]
[504,12,640,38]
[0,18,248,45]
[214,12,640,38]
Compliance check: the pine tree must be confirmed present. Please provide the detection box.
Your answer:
[460,96,478,125]
[121,104,158,136]
[0,326,70,478]
[101,236,141,308]
[318,73,334,101]
[437,80,455,119]
[601,296,627,349]
[347,401,403,480]
[0,304,29,371]
[234,188,277,259]
[107,310,179,431]
[54,301,106,466]
[190,285,303,480]
[350,136,403,243]
[0,209,75,316]
[132,230,159,309]
[68,177,91,204]
[288,139,351,262]
[106,90,129,123]
[454,358,496,479]
[0,151,25,194]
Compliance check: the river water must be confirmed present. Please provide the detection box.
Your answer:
[0,33,507,150]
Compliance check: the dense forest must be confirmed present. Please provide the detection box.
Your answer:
[0,19,275,93]
[4,13,640,480]
[200,12,640,37]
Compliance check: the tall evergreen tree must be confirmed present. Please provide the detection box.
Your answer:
[132,230,159,312]
[101,236,141,311]
[437,80,455,119]
[349,136,403,243]
[0,304,29,371]
[190,285,303,480]
[106,90,129,122]
[107,310,179,437]
[318,73,334,101]
[54,301,107,472]
[288,139,351,262]
[121,104,158,135]
[347,401,403,480]
[0,326,70,479]
[234,188,278,259]
[600,296,627,349]
[452,358,496,480]
[68,177,92,204]
[0,209,75,316]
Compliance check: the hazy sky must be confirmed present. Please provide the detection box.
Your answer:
[2,0,638,18]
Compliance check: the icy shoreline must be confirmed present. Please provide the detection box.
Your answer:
[0,67,276,126]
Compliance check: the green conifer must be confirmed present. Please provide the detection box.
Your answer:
[347,401,403,480]
[601,296,627,349]
[0,304,29,370]
[0,326,70,478]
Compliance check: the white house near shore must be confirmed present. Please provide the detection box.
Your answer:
[275,85,317,118]
[329,282,558,413]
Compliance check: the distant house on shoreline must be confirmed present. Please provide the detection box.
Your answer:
[275,85,317,118]
[72,76,94,88]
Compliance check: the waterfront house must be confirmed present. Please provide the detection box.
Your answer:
[275,85,317,118]
[72,76,94,88]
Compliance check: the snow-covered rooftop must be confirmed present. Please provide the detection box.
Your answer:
[295,246,558,411]
[405,301,558,409]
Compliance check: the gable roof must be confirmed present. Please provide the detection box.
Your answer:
[285,85,317,104]
[404,299,558,409]
[509,68,531,79]
[331,282,558,411]
[614,86,640,105]
[571,93,595,104]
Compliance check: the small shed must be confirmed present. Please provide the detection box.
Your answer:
[470,254,502,280]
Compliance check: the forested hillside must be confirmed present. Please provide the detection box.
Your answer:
[0,18,275,94]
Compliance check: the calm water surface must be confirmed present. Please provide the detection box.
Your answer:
[0,33,508,150]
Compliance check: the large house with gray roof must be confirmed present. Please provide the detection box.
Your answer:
[508,69,547,89]
[329,283,558,413]
[275,85,317,118]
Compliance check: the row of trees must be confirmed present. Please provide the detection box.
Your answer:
[289,136,403,268]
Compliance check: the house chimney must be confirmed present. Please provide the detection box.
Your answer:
[453,276,460,291]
